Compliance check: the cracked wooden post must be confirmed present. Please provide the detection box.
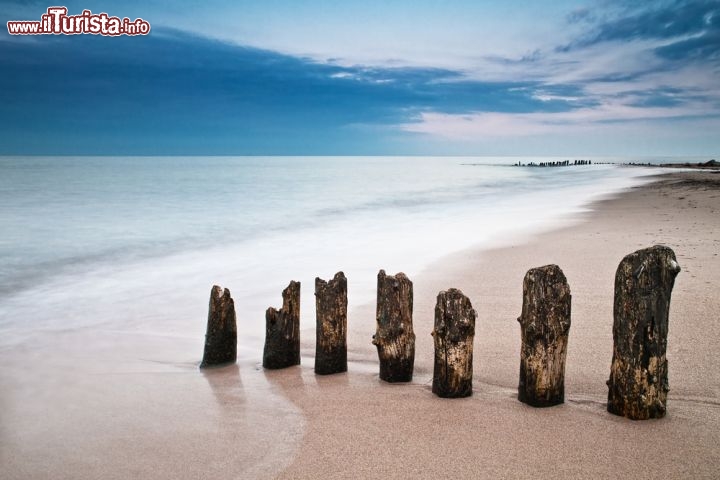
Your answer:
[372,270,415,382]
[315,272,348,375]
[263,281,301,369]
[607,245,681,420]
[200,285,237,368]
[432,288,476,398]
[517,264,571,407]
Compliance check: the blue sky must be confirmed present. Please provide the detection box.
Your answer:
[1,0,718,155]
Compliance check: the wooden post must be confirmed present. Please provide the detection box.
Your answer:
[200,285,237,368]
[372,270,415,382]
[517,265,571,407]
[315,272,348,375]
[263,281,301,369]
[432,288,476,398]
[607,245,680,419]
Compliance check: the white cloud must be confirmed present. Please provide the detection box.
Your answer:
[401,100,717,140]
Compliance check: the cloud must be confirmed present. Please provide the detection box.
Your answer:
[401,100,720,141]
[506,0,720,147]
[1,2,718,155]
[654,28,720,61]
[0,28,593,155]
[482,49,544,66]
[560,0,720,63]
[566,7,596,25]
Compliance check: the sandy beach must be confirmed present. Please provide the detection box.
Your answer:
[270,169,720,479]
[2,169,719,479]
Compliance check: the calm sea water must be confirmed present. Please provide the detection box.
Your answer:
[0,156,667,350]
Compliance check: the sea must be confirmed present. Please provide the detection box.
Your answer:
[0,156,680,354]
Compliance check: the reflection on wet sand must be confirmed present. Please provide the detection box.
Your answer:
[201,363,244,408]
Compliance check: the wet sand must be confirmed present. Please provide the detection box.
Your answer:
[2,170,719,479]
[273,170,720,479]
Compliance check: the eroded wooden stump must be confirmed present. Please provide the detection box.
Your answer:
[432,288,476,398]
[607,245,680,420]
[372,270,415,382]
[263,281,301,369]
[200,285,237,368]
[315,272,348,375]
[517,265,571,407]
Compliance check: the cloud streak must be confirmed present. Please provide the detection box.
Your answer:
[560,0,720,65]
[0,1,718,155]
[0,28,597,154]
[403,100,718,140]
[398,0,720,152]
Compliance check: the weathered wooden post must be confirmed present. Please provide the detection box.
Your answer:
[432,288,476,398]
[372,270,415,382]
[315,272,348,375]
[200,285,237,368]
[607,245,680,420]
[517,265,571,407]
[263,281,301,369]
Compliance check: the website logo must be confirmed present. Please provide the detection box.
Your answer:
[7,7,151,36]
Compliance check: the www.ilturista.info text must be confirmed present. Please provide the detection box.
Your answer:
[7,7,150,36]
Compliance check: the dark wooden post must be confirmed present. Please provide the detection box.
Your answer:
[315,272,348,375]
[517,265,571,407]
[372,270,415,382]
[607,245,680,419]
[263,281,301,369]
[432,288,476,398]
[200,285,237,368]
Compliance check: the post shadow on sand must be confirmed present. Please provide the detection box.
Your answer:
[200,362,245,408]
[263,356,351,401]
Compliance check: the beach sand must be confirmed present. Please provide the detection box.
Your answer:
[1,170,719,479]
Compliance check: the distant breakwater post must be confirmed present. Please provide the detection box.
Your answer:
[514,159,592,167]
[432,289,476,398]
[315,272,348,375]
[607,245,680,420]
[517,265,571,407]
[200,285,237,368]
[373,270,415,382]
[263,281,301,369]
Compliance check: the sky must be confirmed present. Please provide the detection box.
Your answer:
[1,0,718,156]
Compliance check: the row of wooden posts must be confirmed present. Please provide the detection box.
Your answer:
[200,245,681,421]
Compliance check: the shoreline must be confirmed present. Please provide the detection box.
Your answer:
[271,169,720,478]
[2,170,719,479]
